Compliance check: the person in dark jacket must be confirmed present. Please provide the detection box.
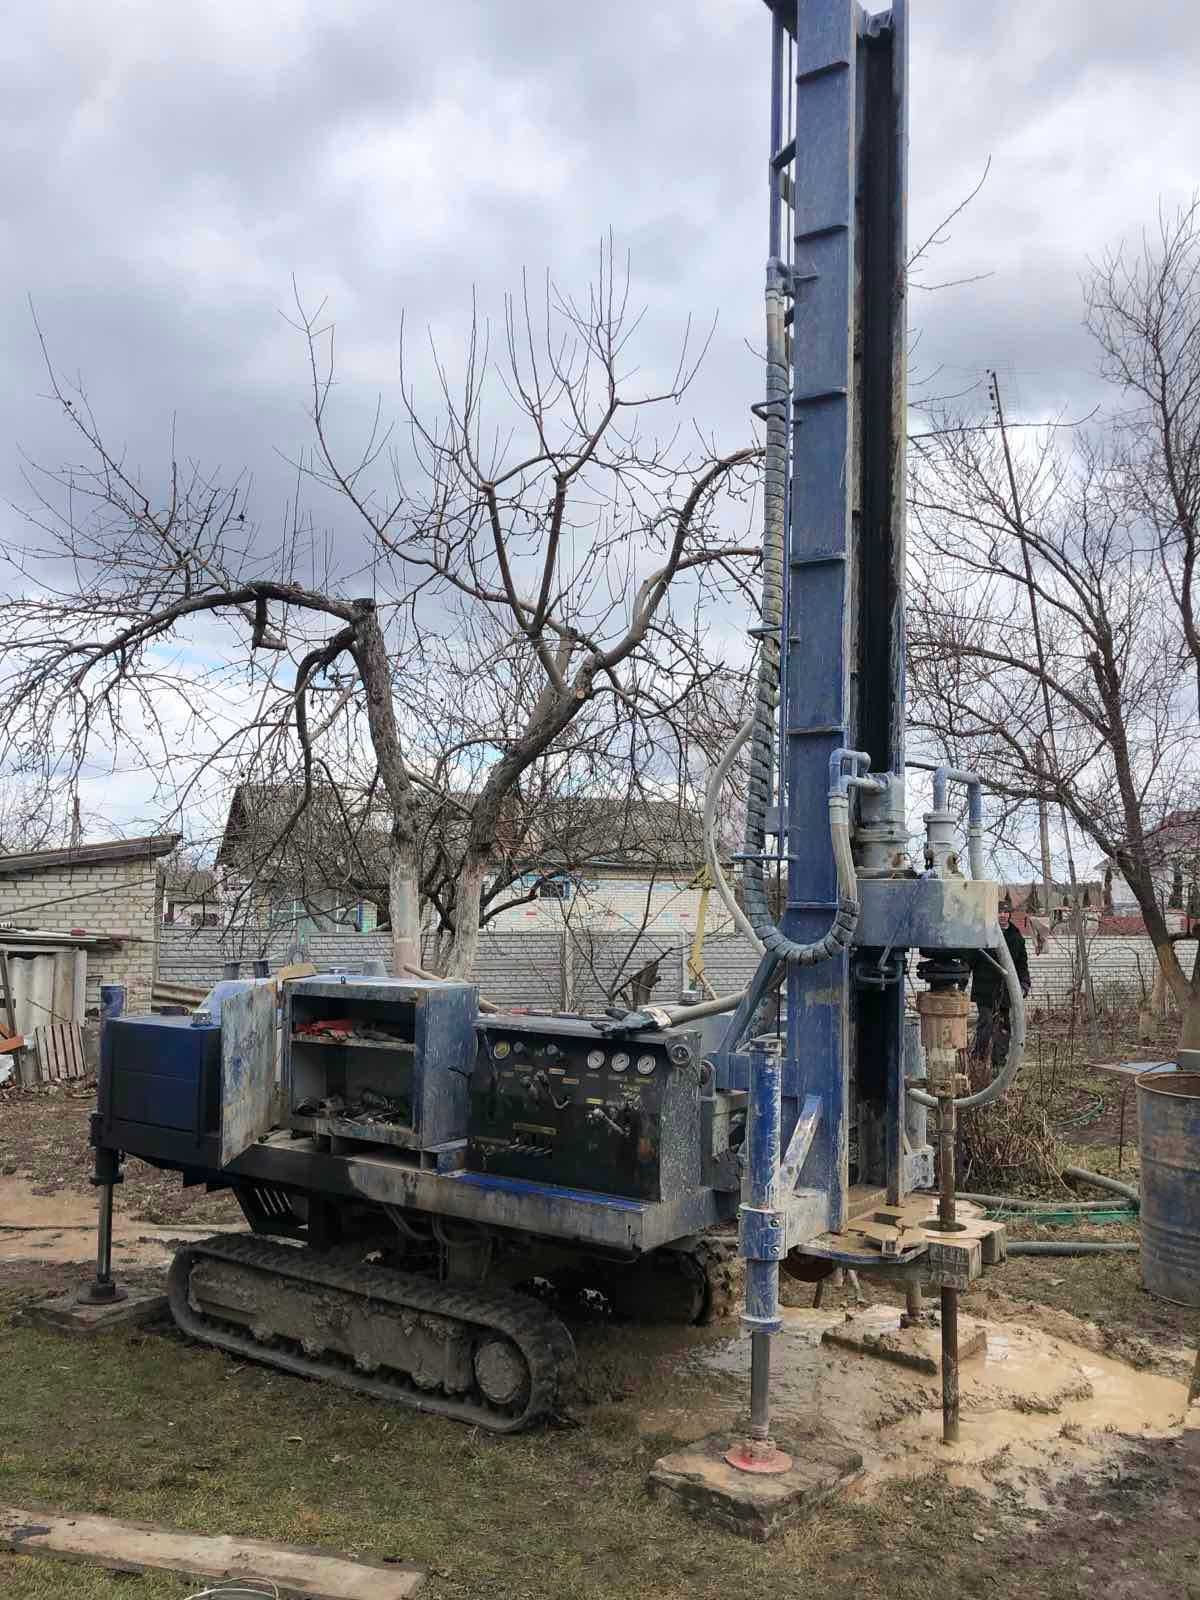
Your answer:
[970,903,1031,1067]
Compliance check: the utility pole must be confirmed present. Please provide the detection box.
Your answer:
[991,371,1092,1020]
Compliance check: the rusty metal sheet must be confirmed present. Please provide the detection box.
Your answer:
[219,983,277,1167]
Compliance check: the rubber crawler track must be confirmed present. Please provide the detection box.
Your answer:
[168,1233,575,1433]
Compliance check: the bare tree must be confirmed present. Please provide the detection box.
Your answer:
[909,201,1200,1043]
[0,250,758,980]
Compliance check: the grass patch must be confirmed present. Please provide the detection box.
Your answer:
[0,1295,1069,1600]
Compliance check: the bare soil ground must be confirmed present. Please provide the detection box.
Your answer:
[1,1056,1198,1600]
[0,1082,238,1228]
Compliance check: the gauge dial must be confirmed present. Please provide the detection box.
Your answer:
[586,1049,605,1070]
[635,1054,656,1076]
[610,1052,630,1073]
[492,1040,511,1059]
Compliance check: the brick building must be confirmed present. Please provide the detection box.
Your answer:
[0,834,180,1013]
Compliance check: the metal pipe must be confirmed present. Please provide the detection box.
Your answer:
[768,13,784,260]
[938,1087,961,1444]
[95,1181,115,1289]
[77,1143,127,1306]
[749,1331,772,1440]
[909,762,986,878]
[725,1041,792,1471]
[941,1285,960,1443]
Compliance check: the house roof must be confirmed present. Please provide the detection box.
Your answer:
[0,923,123,949]
[217,784,717,889]
[0,834,181,878]
[218,785,391,894]
[159,868,219,899]
[1002,881,1102,910]
[1142,810,1200,861]
[534,797,714,870]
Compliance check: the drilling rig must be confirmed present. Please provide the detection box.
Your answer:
[87,0,1023,1466]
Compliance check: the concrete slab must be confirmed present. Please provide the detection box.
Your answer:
[0,1506,424,1599]
[24,1285,168,1338]
[648,1432,863,1540]
[822,1305,987,1375]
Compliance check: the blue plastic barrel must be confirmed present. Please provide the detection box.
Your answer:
[99,984,126,1021]
[1137,1070,1200,1307]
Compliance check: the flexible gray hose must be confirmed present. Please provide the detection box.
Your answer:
[1062,1166,1141,1204]
[958,1192,1137,1212]
[663,990,752,1026]
[702,716,765,955]
[908,919,1026,1111]
[1005,1241,1138,1257]
[739,262,859,968]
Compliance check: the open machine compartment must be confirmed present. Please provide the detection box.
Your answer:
[283,976,477,1153]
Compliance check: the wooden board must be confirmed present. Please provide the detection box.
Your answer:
[0,1505,423,1598]
[31,1023,86,1082]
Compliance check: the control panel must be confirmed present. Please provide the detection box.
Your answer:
[466,1014,702,1202]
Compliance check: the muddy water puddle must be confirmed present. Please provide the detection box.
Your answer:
[648,1303,1190,1511]
[0,1175,238,1267]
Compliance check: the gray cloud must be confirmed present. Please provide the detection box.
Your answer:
[1,0,1196,827]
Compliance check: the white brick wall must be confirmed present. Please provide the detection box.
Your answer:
[483,869,738,938]
[0,857,163,1014]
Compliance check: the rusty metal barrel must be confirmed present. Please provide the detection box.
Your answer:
[1137,1070,1200,1306]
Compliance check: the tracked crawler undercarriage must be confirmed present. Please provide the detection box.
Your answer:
[168,1228,738,1432]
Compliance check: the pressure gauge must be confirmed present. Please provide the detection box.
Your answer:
[610,1052,630,1073]
[586,1049,605,1070]
[635,1054,657,1076]
[492,1040,511,1059]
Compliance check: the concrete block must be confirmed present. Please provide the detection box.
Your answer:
[822,1306,987,1374]
[25,1286,169,1338]
[648,1432,863,1540]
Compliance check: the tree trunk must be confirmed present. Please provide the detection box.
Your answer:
[1179,987,1200,1051]
[388,841,421,977]
[445,856,488,978]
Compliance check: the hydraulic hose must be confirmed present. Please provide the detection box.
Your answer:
[1005,1241,1138,1257]
[739,260,860,969]
[703,716,765,956]
[1061,1166,1141,1205]
[958,1192,1137,1212]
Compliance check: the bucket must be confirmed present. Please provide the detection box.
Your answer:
[99,984,125,1021]
[1136,1070,1200,1307]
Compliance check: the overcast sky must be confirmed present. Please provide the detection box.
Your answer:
[2,0,1197,844]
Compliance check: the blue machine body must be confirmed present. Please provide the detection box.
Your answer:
[99,1014,223,1166]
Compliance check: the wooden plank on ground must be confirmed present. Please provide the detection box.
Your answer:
[0,1506,424,1599]
[31,1023,86,1082]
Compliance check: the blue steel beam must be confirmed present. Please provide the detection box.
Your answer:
[782,0,861,1237]
[748,0,910,1257]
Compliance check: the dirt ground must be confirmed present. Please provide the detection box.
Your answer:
[1,1070,1199,1600]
